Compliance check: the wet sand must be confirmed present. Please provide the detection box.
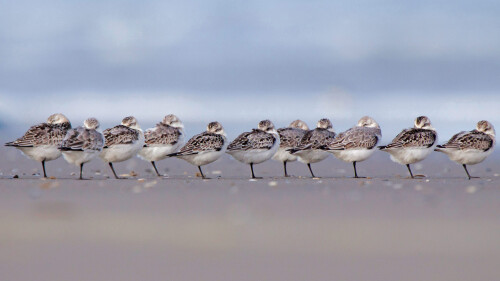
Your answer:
[1,147,500,281]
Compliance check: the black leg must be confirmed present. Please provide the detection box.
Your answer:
[109,162,119,179]
[41,160,47,178]
[406,164,414,179]
[151,161,161,177]
[79,163,84,180]
[462,164,478,180]
[198,166,206,179]
[352,161,365,178]
[250,163,256,179]
[283,161,289,177]
[307,163,316,178]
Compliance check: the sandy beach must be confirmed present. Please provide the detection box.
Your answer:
[1,147,500,281]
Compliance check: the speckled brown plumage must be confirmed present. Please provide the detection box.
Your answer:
[5,122,71,147]
[438,130,494,151]
[326,127,381,150]
[381,128,436,149]
[227,129,277,151]
[172,132,225,156]
[277,127,307,149]
[144,123,182,146]
[293,128,336,151]
[103,125,141,148]
[59,126,104,151]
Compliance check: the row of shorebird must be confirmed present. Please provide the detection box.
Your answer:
[4,114,496,180]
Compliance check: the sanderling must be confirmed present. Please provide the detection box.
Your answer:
[227,120,280,179]
[59,118,104,179]
[288,118,336,178]
[167,121,227,179]
[323,116,381,178]
[138,114,185,177]
[435,120,495,179]
[379,116,437,178]
[5,113,71,178]
[272,120,309,177]
[100,116,144,179]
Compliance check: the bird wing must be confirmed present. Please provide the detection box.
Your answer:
[439,130,493,151]
[227,129,276,151]
[144,124,182,146]
[103,125,140,147]
[60,127,104,151]
[383,128,436,149]
[171,132,225,156]
[277,128,306,148]
[327,127,379,150]
[293,128,336,151]
[5,122,70,147]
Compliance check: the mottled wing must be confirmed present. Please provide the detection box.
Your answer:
[60,127,85,150]
[327,127,379,150]
[278,128,305,148]
[6,123,70,147]
[295,129,336,150]
[144,124,181,146]
[227,130,276,151]
[60,127,104,151]
[384,128,436,149]
[103,125,139,147]
[441,130,493,151]
[174,132,225,156]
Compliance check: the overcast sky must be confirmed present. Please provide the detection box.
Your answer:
[1,0,499,138]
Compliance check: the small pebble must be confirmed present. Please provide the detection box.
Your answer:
[144,181,157,188]
[212,170,222,175]
[466,185,477,194]
[268,181,277,187]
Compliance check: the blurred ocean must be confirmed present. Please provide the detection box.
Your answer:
[1,0,500,143]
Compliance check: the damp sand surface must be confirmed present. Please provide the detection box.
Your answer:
[1,148,500,281]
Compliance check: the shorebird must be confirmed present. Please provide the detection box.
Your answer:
[435,120,495,179]
[272,120,309,177]
[59,118,104,179]
[167,121,227,179]
[323,116,381,178]
[288,118,336,178]
[5,113,71,178]
[379,116,437,178]
[227,120,280,179]
[100,116,144,179]
[138,114,185,176]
